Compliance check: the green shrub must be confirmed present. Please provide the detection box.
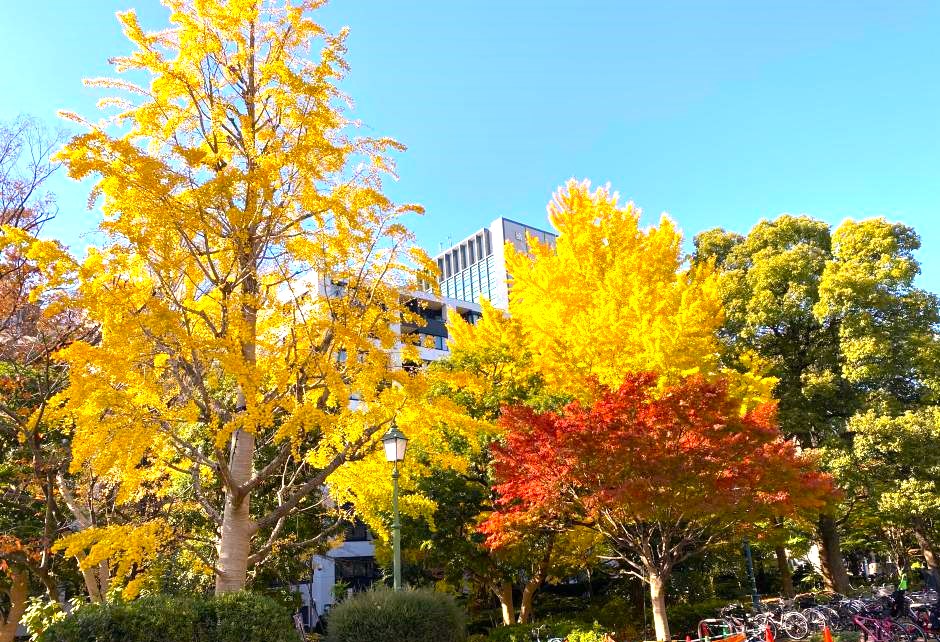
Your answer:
[666,598,730,638]
[485,619,607,642]
[325,587,466,642]
[38,592,297,642]
[809,633,860,642]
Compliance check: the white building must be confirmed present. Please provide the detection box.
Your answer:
[432,217,557,309]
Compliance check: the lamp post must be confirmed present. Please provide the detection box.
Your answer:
[743,539,760,609]
[382,424,408,591]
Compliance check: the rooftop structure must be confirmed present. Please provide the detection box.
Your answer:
[430,217,556,309]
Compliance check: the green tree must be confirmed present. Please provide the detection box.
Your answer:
[846,408,940,584]
[694,215,940,593]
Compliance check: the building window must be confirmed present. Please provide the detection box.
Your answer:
[461,310,483,325]
[334,556,381,593]
[344,519,370,542]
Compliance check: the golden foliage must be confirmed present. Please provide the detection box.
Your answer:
[33,0,453,587]
[447,179,774,410]
[53,522,172,599]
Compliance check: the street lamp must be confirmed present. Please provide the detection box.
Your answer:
[382,424,408,591]
[743,539,760,609]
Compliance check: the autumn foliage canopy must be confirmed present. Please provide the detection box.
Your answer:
[482,373,833,560]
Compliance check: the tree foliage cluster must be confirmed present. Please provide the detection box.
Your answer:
[695,215,940,594]
[0,1,938,642]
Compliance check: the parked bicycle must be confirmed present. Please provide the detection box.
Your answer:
[852,609,927,642]
[751,602,811,640]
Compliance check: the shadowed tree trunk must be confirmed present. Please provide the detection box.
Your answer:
[517,535,555,624]
[912,523,940,587]
[776,546,795,598]
[76,554,110,602]
[817,514,851,593]
[57,475,111,601]
[0,569,28,642]
[492,582,515,626]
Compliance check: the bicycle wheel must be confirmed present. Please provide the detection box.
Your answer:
[819,606,842,627]
[752,613,778,639]
[895,622,928,642]
[803,608,829,633]
[782,611,810,640]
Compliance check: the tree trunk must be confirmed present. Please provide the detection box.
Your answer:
[215,243,259,595]
[517,578,538,625]
[492,582,515,626]
[215,429,256,594]
[57,474,111,601]
[649,571,670,641]
[912,523,940,587]
[817,514,851,594]
[518,535,554,624]
[775,546,795,598]
[0,569,28,642]
[77,553,110,602]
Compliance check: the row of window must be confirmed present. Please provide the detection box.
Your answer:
[441,256,495,304]
[438,229,493,280]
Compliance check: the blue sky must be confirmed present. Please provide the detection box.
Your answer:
[2,1,938,288]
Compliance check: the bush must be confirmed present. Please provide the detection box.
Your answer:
[666,598,731,638]
[484,619,607,642]
[325,587,466,642]
[809,633,860,642]
[38,592,298,642]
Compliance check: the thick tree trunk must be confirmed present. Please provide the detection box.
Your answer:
[517,579,538,625]
[215,429,256,594]
[215,243,259,595]
[517,536,554,624]
[912,524,940,587]
[0,569,28,642]
[817,514,851,594]
[775,546,795,598]
[649,571,670,641]
[493,582,515,626]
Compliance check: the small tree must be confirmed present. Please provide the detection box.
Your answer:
[483,373,833,641]
[845,408,940,583]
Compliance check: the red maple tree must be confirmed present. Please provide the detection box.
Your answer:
[481,372,834,641]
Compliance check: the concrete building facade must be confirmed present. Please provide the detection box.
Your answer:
[432,217,556,309]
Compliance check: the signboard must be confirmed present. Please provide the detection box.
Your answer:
[293,612,306,640]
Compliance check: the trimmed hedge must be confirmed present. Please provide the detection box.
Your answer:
[39,592,298,642]
[325,587,466,642]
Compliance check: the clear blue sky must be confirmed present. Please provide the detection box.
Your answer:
[2,1,938,288]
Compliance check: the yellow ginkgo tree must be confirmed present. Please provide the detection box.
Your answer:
[448,179,774,407]
[41,0,447,595]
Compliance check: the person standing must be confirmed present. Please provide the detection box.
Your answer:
[892,567,909,618]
